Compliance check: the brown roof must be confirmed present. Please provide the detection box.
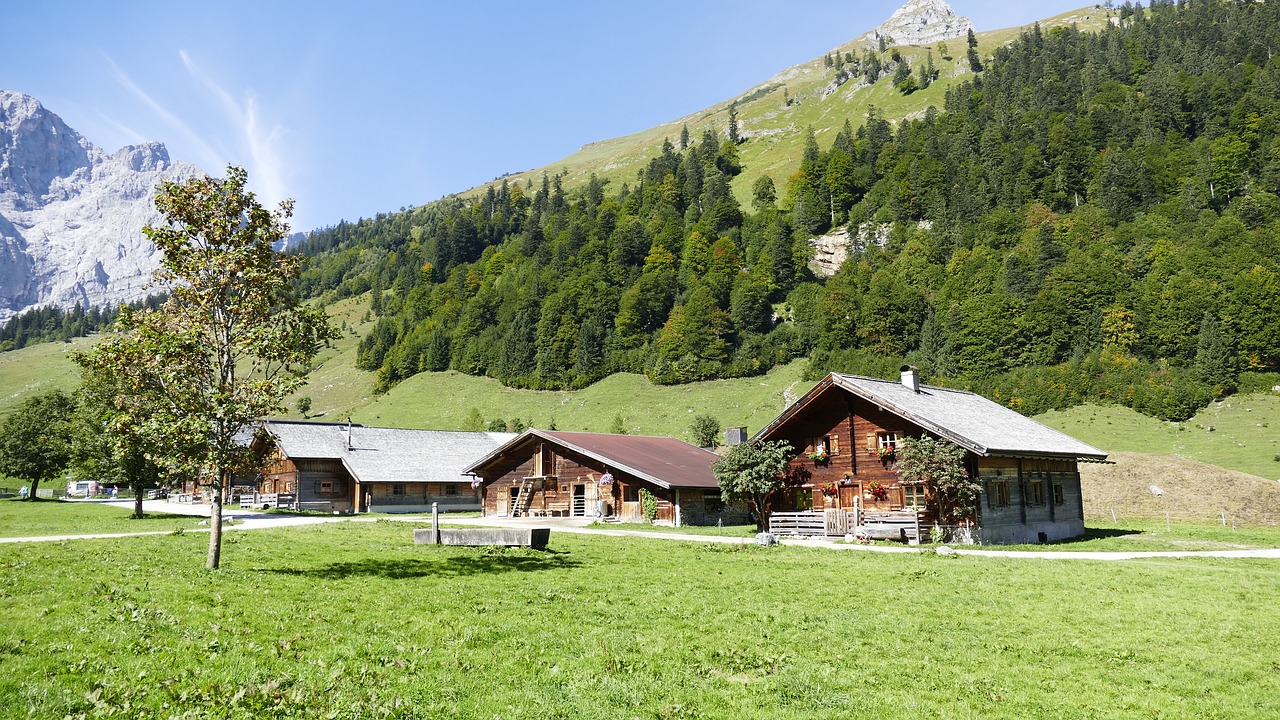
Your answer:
[464,429,721,489]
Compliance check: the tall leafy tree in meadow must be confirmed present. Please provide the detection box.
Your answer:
[0,390,76,499]
[77,166,336,570]
[70,365,167,518]
[712,440,795,531]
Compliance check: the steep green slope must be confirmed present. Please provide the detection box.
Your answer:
[346,359,811,444]
[482,6,1114,204]
[1038,394,1280,481]
[0,336,93,419]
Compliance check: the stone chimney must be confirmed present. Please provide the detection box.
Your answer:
[901,365,920,393]
[725,427,748,446]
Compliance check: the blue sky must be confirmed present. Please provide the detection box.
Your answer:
[3,1,1091,231]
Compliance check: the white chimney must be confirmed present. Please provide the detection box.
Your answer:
[901,365,920,393]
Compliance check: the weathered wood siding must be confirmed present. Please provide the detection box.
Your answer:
[772,391,925,514]
[365,482,480,513]
[769,387,1087,544]
[977,457,1085,544]
[292,458,353,513]
[480,441,704,525]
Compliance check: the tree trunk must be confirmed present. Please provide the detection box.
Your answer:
[133,484,144,519]
[28,478,41,500]
[206,469,225,570]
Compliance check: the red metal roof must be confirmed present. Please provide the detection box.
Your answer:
[466,430,721,489]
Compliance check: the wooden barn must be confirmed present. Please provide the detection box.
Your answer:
[465,430,728,526]
[253,420,514,513]
[755,368,1108,544]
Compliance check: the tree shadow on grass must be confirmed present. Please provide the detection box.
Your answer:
[261,551,580,580]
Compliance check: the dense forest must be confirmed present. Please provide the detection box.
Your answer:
[0,296,165,352]
[294,0,1280,421]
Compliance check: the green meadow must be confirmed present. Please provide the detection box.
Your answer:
[2,515,1277,719]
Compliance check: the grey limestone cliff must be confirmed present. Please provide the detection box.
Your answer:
[0,90,203,319]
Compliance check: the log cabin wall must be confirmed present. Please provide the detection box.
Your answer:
[259,448,299,495]
[977,456,1086,543]
[480,441,686,522]
[772,391,928,513]
[293,458,352,513]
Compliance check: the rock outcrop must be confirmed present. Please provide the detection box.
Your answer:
[859,0,974,47]
[0,90,203,320]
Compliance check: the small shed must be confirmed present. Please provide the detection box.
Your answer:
[465,430,727,526]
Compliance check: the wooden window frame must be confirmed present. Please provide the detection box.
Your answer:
[445,483,459,496]
[988,480,1010,507]
[810,434,840,455]
[876,432,901,452]
[1053,483,1065,505]
[903,484,927,508]
[318,480,334,495]
[391,483,406,496]
[1025,480,1046,506]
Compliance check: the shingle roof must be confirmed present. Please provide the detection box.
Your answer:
[757,373,1107,460]
[262,420,515,485]
[465,429,721,489]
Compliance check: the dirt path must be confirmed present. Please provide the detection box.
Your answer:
[4,504,1278,560]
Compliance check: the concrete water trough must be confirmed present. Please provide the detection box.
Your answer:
[414,527,549,549]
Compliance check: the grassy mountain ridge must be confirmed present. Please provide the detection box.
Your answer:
[475,5,1115,206]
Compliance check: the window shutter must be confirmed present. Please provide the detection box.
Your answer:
[830,435,840,454]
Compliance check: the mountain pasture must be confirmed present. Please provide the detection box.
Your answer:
[1,521,1277,719]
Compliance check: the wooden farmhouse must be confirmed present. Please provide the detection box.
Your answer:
[252,420,515,513]
[465,429,728,526]
[756,368,1108,544]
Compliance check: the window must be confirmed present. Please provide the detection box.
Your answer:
[391,483,406,496]
[903,485,927,508]
[623,485,638,503]
[810,434,839,455]
[795,488,813,510]
[1053,483,1065,505]
[989,480,1010,507]
[703,489,725,514]
[318,480,334,495]
[445,484,459,497]
[1025,480,1046,506]
[876,432,900,452]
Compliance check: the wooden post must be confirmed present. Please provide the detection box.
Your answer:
[432,502,440,545]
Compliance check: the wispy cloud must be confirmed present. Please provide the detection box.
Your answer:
[103,54,226,172]
[180,50,288,210]
[93,113,148,147]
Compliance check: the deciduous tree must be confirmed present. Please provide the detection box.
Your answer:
[77,166,336,569]
[712,439,794,531]
[0,390,76,499]
[895,436,978,523]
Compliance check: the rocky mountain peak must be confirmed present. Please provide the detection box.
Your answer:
[0,90,203,320]
[0,90,100,202]
[861,0,974,47]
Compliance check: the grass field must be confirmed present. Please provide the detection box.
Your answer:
[346,359,814,443]
[2,517,1278,719]
[1038,396,1280,481]
[0,499,203,538]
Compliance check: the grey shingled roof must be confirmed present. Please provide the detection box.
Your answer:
[263,420,515,485]
[759,374,1107,460]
